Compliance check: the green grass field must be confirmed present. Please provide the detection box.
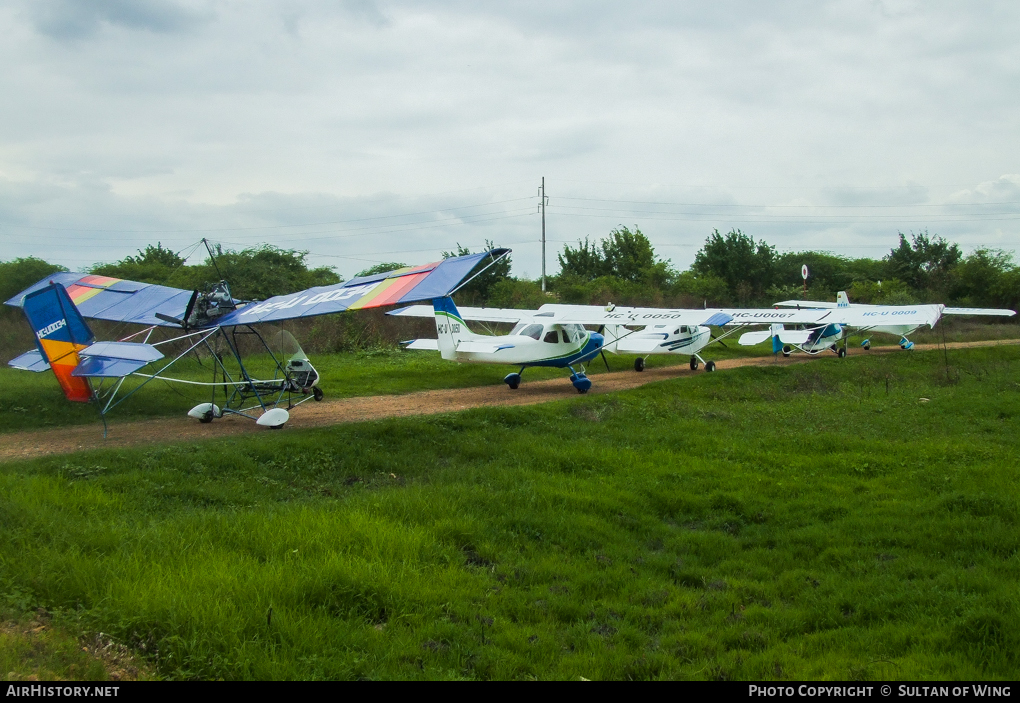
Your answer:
[1,343,1018,680]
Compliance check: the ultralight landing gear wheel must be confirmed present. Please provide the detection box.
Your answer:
[504,372,522,390]
[782,345,792,358]
[576,386,589,394]
[838,347,847,358]
[200,410,214,424]
[634,357,645,372]
[863,343,871,351]
[690,357,699,371]
[312,386,324,401]
[705,360,716,372]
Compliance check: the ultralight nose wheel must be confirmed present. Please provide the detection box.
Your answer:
[634,357,645,372]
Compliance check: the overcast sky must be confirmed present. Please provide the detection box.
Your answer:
[1,0,1018,279]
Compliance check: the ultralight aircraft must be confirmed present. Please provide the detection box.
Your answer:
[6,249,510,429]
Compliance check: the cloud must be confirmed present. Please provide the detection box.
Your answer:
[949,175,1020,204]
[0,2,1017,275]
[27,0,213,40]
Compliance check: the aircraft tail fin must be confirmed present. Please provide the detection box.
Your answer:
[837,291,850,307]
[432,296,471,359]
[21,282,95,402]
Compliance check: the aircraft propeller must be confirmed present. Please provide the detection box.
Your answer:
[155,290,199,330]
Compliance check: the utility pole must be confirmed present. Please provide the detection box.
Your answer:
[539,177,547,291]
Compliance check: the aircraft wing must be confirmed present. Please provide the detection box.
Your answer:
[718,308,841,325]
[388,304,531,323]
[943,307,1016,317]
[727,305,944,329]
[534,304,734,327]
[773,299,839,309]
[834,304,944,329]
[214,249,510,327]
[5,273,196,327]
[775,299,1015,318]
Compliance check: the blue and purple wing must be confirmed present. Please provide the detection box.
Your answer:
[5,273,195,327]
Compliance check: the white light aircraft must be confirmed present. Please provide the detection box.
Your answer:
[772,292,1016,353]
[389,300,881,382]
[388,299,736,391]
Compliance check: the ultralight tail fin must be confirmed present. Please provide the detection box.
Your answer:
[21,283,95,402]
[837,291,850,307]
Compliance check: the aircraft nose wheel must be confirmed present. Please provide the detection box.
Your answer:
[782,345,792,357]
[312,386,324,401]
[200,410,214,424]
[570,370,592,394]
[689,357,699,370]
[705,360,716,372]
[504,372,522,390]
[838,347,847,358]
[634,357,645,372]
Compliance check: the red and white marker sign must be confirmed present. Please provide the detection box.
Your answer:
[801,264,809,280]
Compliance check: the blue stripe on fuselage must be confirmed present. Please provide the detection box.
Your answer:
[520,333,604,369]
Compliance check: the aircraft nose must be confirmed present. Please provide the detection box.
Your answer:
[592,332,605,347]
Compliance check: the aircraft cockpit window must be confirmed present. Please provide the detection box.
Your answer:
[561,325,584,343]
[509,322,526,335]
[544,330,559,343]
[520,324,543,340]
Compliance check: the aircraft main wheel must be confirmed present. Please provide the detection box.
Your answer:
[508,381,519,390]
[269,424,285,430]
[838,347,847,358]
[313,386,324,401]
[634,357,645,372]
[863,343,871,351]
[705,361,716,372]
[577,386,589,394]
[200,410,214,424]
[690,357,699,371]
[782,345,792,357]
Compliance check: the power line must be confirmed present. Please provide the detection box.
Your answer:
[552,195,1020,209]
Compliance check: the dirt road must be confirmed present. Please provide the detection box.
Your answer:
[2,339,1017,461]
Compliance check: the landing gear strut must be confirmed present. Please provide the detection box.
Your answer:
[691,354,714,371]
